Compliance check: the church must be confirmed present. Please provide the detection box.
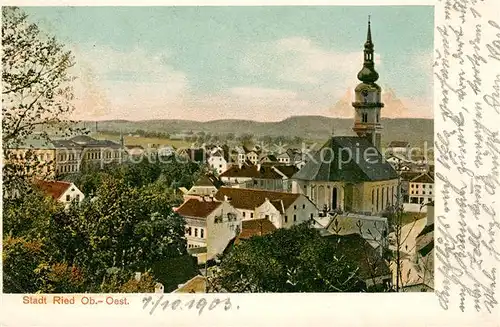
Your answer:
[292,20,399,215]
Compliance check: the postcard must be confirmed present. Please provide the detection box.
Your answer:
[1,0,499,326]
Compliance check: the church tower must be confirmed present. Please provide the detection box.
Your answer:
[352,18,384,151]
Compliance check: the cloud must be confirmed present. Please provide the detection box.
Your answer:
[69,45,188,120]
[66,39,431,122]
[243,37,381,89]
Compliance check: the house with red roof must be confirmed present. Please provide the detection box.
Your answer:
[34,180,85,208]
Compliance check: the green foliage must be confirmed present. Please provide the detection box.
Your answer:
[2,7,84,191]
[3,169,192,293]
[66,158,202,197]
[209,223,366,293]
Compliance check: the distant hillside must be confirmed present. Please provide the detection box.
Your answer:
[80,116,433,146]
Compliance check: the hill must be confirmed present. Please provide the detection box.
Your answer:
[80,116,433,146]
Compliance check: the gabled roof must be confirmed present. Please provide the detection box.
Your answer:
[215,187,302,211]
[400,171,421,181]
[324,233,391,280]
[411,173,434,184]
[34,180,73,200]
[175,198,222,219]
[387,141,409,148]
[292,136,398,182]
[235,218,277,244]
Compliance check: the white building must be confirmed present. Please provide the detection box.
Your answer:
[409,172,434,205]
[34,180,85,209]
[208,154,228,175]
[246,151,260,165]
[215,187,318,229]
[176,197,241,261]
[277,152,291,165]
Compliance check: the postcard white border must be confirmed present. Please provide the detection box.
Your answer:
[1,0,500,326]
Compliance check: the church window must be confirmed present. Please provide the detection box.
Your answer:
[285,216,288,223]
[371,189,374,205]
[200,229,204,238]
[243,212,246,218]
[294,215,297,222]
[361,113,368,123]
[376,189,379,212]
[376,114,380,122]
[250,213,254,218]
[194,228,198,237]
[381,188,385,209]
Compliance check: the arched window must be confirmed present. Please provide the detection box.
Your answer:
[371,189,374,205]
[381,188,385,211]
[376,188,379,212]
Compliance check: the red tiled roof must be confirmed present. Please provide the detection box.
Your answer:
[235,218,277,244]
[215,187,301,211]
[175,198,222,218]
[34,180,72,200]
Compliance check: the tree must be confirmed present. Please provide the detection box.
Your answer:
[2,173,189,293]
[208,223,365,292]
[2,7,80,190]
[384,156,429,292]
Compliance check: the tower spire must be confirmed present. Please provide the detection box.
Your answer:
[367,15,372,43]
[357,16,378,83]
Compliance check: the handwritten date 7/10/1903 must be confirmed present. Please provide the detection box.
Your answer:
[142,295,236,315]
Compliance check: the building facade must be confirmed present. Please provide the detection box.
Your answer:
[215,187,318,229]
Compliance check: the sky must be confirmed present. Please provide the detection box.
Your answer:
[24,6,434,121]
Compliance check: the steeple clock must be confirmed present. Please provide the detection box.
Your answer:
[352,18,384,151]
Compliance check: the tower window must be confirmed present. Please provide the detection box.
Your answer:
[376,113,379,122]
[362,113,368,123]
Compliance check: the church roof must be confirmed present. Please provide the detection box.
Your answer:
[292,136,398,182]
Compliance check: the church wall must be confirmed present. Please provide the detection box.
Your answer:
[361,179,399,214]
